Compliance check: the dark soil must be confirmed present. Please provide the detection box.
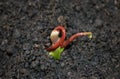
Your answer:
[0,0,120,79]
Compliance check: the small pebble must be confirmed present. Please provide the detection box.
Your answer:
[33,44,40,48]
[23,43,30,50]
[75,5,81,12]
[25,50,30,55]
[20,68,28,76]
[57,15,66,25]
[67,72,72,76]
[25,62,29,68]
[61,62,65,67]
[31,60,39,68]
[95,18,103,26]
[13,29,21,38]
[41,64,45,70]
[51,63,56,68]
[1,39,8,45]
[57,16,64,23]
[6,45,15,56]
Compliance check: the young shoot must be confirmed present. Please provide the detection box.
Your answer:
[46,26,92,60]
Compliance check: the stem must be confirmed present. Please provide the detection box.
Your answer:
[46,26,92,52]
[62,32,92,48]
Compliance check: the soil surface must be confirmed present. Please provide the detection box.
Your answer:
[0,0,120,79]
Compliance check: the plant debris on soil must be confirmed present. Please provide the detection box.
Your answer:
[0,0,120,79]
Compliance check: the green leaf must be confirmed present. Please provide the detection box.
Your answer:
[49,47,64,60]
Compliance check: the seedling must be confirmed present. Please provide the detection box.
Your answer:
[46,26,92,60]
